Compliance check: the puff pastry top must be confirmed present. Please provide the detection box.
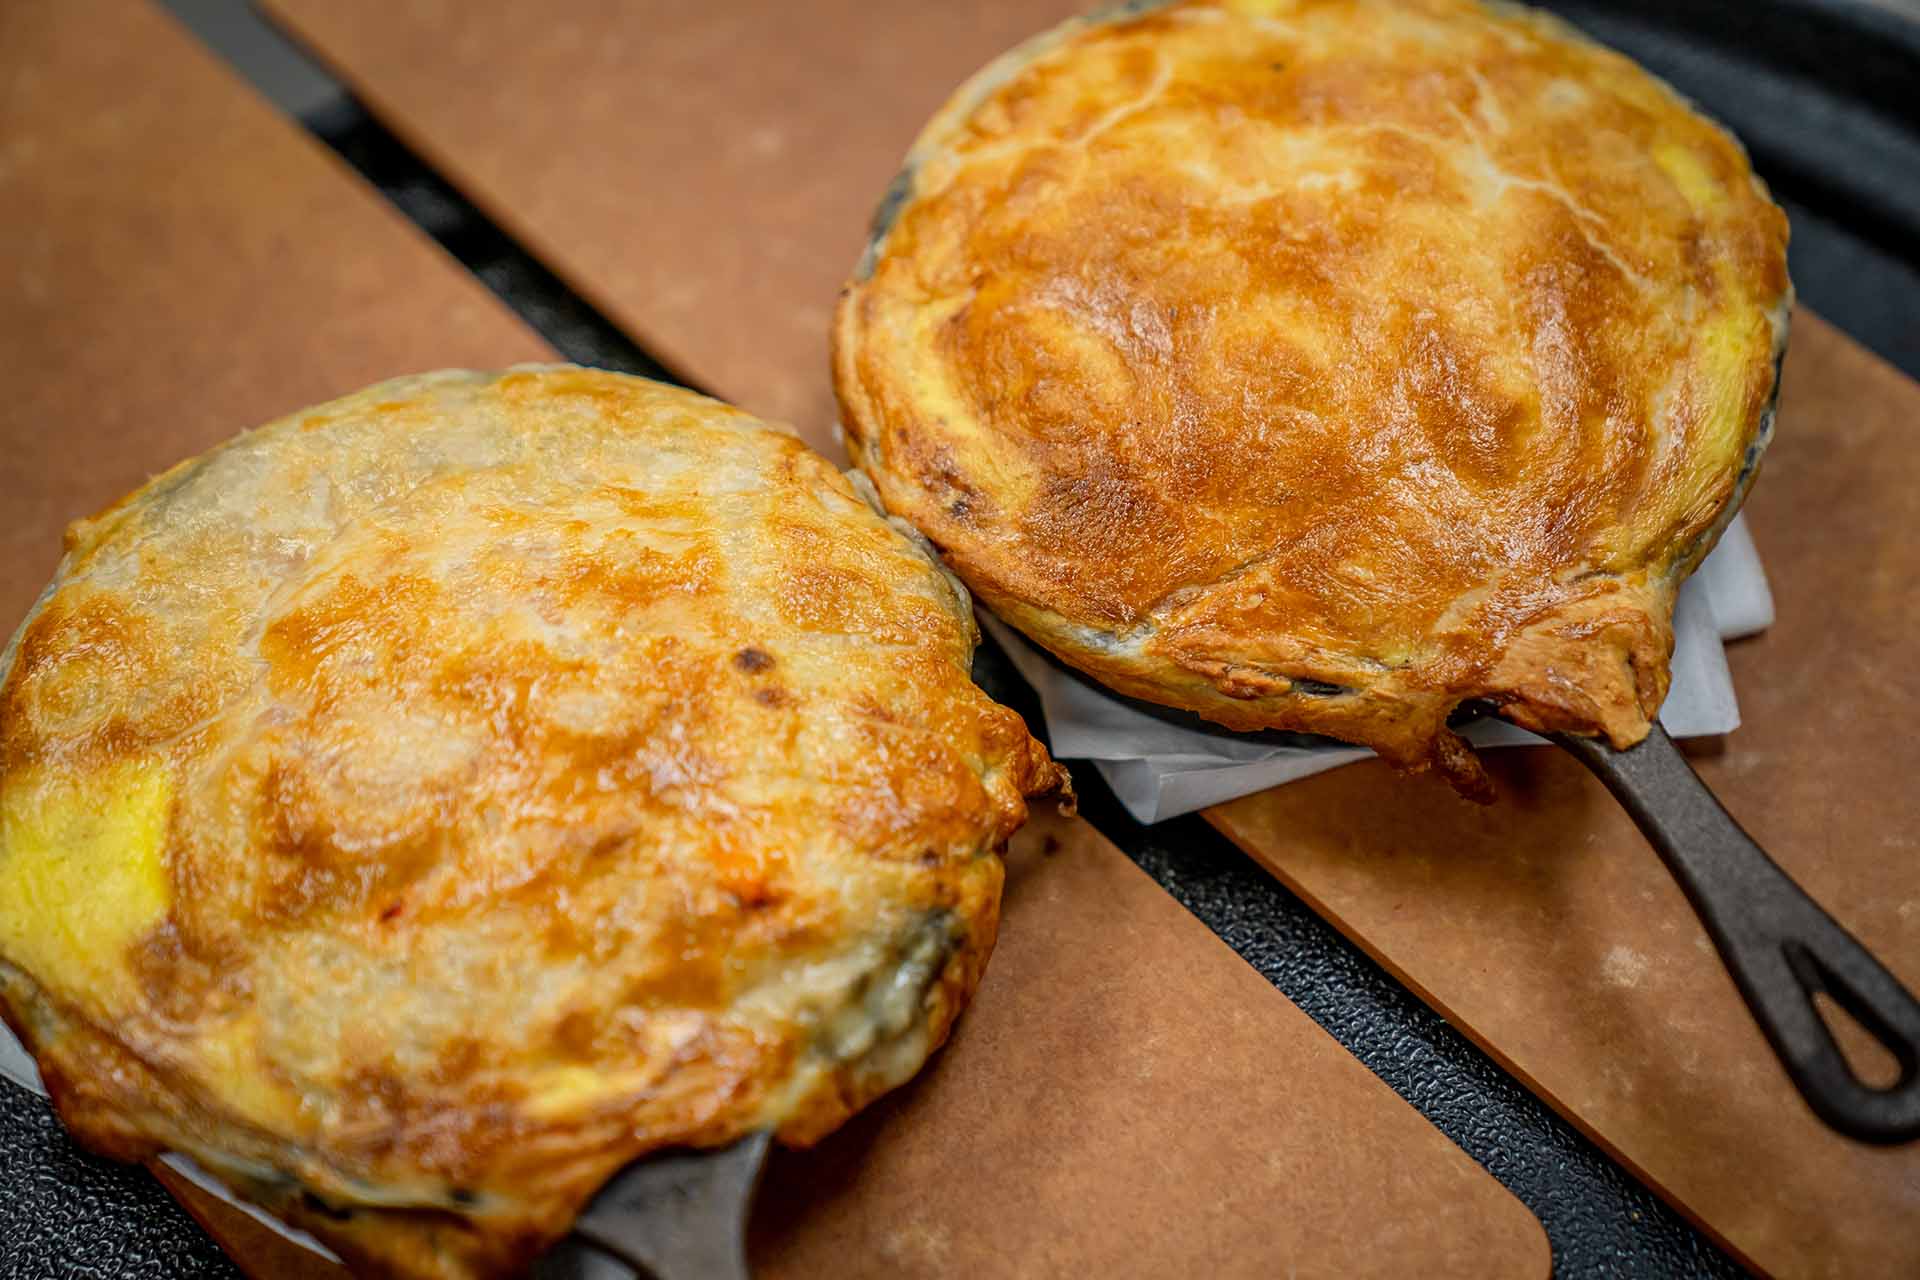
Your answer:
[835,0,1791,793]
[0,369,1062,1278]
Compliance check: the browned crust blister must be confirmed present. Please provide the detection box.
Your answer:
[0,368,1064,1278]
[835,0,1791,796]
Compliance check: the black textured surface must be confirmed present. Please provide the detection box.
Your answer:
[4,1,1918,1277]
[0,1079,239,1280]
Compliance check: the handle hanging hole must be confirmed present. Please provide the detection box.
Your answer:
[1813,991,1905,1090]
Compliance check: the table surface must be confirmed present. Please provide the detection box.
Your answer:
[5,1,1920,1277]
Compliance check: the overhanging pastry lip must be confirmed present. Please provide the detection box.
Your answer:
[0,367,1065,1279]
[834,0,1792,796]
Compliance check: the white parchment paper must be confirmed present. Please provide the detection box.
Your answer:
[986,513,1772,824]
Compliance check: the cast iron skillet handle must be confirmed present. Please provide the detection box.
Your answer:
[1555,725,1920,1144]
[569,1131,773,1280]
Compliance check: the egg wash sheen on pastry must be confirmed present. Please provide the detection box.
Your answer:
[0,368,1064,1278]
[835,0,1791,795]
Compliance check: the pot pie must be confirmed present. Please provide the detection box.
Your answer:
[0,368,1064,1278]
[834,0,1792,796]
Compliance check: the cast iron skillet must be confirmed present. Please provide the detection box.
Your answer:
[1040,647,1920,1145]
[845,0,1920,1156]
[531,1133,772,1280]
[1553,724,1920,1142]
[523,657,1920,1280]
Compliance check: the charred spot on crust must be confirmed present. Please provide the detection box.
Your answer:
[1290,677,1350,698]
[586,830,627,859]
[862,165,918,268]
[1447,698,1503,727]
[733,647,775,673]
[551,1010,599,1059]
[753,686,790,708]
[733,882,787,912]
[1090,0,1173,21]
[301,1191,356,1221]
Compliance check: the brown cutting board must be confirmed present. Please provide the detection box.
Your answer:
[1207,313,1920,1280]
[0,3,1547,1277]
[258,0,1920,1274]
[261,0,1098,452]
[764,807,1549,1277]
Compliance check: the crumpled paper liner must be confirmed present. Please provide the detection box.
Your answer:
[985,514,1772,824]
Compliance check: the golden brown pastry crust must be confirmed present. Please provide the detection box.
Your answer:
[0,368,1064,1278]
[834,0,1791,794]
